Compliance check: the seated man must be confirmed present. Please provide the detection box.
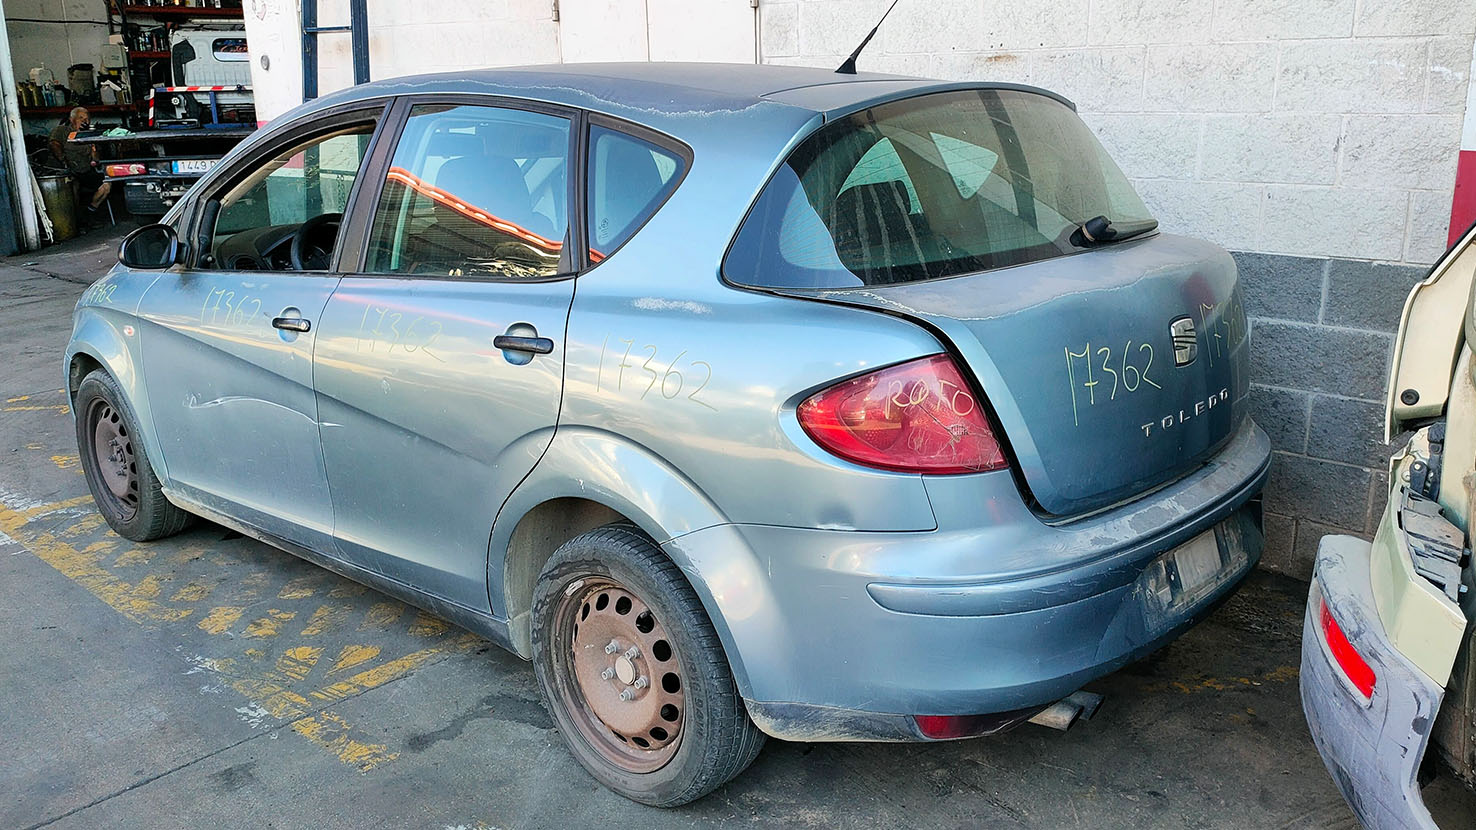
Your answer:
[48,107,110,225]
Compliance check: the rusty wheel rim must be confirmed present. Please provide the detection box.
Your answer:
[554,577,686,773]
[88,399,139,520]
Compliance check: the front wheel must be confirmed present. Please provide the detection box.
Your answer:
[531,524,765,806]
[74,370,192,541]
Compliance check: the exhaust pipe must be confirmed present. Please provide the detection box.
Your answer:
[1028,690,1104,732]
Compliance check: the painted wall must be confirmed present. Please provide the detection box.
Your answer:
[241,0,756,124]
[4,0,111,90]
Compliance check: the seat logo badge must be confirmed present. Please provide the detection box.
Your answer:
[1169,316,1197,367]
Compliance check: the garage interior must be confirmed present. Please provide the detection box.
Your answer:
[1,0,252,254]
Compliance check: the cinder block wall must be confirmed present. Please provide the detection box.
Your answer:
[765,0,1475,577]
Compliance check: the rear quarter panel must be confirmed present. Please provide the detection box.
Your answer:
[541,97,950,534]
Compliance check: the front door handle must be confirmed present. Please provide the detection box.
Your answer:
[272,316,311,333]
[493,335,554,355]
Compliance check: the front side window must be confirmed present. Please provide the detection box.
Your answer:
[724,89,1156,289]
[586,125,685,262]
[210,126,373,270]
[364,103,571,279]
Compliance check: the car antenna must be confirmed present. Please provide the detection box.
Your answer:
[835,0,901,75]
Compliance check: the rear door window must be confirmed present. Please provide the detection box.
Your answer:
[723,89,1155,289]
[364,103,571,279]
[586,124,686,262]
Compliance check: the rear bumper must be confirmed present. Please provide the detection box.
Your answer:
[122,179,190,216]
[666,420,1269,741]
[1301,534,1443,830]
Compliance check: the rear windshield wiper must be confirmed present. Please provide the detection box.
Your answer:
[1070,215,1158,248]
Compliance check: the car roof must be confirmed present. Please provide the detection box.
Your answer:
[304,62,1074,140]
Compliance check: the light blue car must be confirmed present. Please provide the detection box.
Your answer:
[66,63,1269,806]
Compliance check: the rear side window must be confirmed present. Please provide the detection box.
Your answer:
[724,89,1154,289]
[365,103,571,279]
[586,125,685,262]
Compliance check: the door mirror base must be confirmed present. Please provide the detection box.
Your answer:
[118,224,186,270]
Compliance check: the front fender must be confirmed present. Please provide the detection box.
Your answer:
[66,279,166,481]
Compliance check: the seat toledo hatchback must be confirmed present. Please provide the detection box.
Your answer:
[67,63,1269,806]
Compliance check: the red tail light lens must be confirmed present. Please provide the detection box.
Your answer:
[797,354,1008,474]
[1314,585,1376,701]
[914,714,993,739]
[105,163,148,177]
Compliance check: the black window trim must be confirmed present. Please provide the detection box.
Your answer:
[337,92,587,285]
[183,99,394,273]
[578,112,694,275]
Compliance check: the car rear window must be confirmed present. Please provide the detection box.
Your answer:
[723,89,1154,289]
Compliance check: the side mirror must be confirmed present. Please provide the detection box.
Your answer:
[118,224,185,269]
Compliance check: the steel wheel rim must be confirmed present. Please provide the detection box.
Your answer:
[554,576,686,773]
[88,399,139,520]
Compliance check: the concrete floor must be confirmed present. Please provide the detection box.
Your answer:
[4,228,1475,830]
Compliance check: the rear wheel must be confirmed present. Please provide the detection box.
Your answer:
[531,524,764,806]
[74,370,192,541]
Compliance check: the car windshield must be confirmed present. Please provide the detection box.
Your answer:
[724,88,1155,289]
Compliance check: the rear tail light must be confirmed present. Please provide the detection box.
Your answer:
[797,354,1007,474]
[105,163,148,177]
[1313,583,1377,701]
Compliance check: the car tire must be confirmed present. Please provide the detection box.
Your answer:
[74,370,193,542]
[531,523,765,807]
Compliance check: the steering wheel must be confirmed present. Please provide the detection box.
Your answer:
[289,212,343,271]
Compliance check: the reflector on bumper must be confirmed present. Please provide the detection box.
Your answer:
[1312,581,1377,702]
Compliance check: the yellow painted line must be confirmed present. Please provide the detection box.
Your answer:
[51,454,80,471]
[244,609,296,638]
[4,404,71,414]
[57,512,105,539]
[198,606,245,634]
[291,711,398,771]
[275,646,324,682]
[329,644,380,675]
[278,575,320,599]
[409,610,449,637]
[112,545,157,567]
[132,573,165,599]
[2,495,484,773]
[21,495,94,519]
[301,603,352,636]
[309,632,482,704]
[0,499,192,624]
[171,582,212,602]
[360,601,404,630]
[327,582,368,599]
[6,389,63,403]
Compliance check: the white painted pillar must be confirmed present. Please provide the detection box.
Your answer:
[0,0,42,251]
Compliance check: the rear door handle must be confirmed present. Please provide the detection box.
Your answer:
[493,335,554,355]
[272,316,311,333]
